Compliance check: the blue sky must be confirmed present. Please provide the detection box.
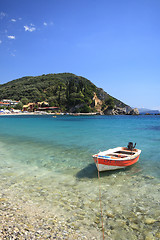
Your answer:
[0,0,160,110]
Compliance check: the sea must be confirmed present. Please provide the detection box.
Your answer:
[0,115,159,239]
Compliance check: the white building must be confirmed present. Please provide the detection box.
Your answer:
[0,99,20,106]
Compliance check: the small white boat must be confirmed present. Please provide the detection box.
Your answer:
[93,142,141,172]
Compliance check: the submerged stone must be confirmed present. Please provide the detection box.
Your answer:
[105,211,114,218]
[144,232,155,240]
[0,198,7,202]
[155,232,160,238]
[144,218,157,224]
[130,223,139,231]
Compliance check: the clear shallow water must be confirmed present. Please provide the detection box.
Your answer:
[0,115,160,239]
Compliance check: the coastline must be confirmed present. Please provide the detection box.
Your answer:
[0,111,159,116]
[0,112,100,116]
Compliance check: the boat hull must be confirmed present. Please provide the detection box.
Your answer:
[93,147,141,171]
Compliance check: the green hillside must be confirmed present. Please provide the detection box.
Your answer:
[0,73,130,113]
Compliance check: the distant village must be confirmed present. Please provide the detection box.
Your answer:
[0,99,98,115]
[0,99,59,115]
[0,99,159,115]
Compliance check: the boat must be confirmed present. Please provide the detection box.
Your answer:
[92,142,141,171]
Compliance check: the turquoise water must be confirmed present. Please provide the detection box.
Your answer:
[0,115,160,176]
[0,115,160,239]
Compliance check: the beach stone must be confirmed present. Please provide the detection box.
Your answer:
[115,206,122,215]
[26,224,34,231]
[71,222,80,230]
[155,232,160,238]
[143,175,155,180]
[0,198,7,202]
[106,211,114,218]
[144,218,157,224]
[14,227,19,232]
[94,217,100,224]
[130,223,139,231]
[136,206,146,213]
[129,217,139,224]
[77,215,84,220]
[145,232,155,240]
[115,219,126,227]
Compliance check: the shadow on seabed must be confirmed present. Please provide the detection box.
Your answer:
[75,163,132,179]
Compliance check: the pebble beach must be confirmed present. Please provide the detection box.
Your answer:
[0,171,160,240]
[0,197,88,239]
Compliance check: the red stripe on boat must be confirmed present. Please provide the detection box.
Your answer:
[94,156,140,167]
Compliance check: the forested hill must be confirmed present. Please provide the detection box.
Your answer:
[0,73,131,113]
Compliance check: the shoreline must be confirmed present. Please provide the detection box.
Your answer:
[0,112,100,116]
[0,112,160,117]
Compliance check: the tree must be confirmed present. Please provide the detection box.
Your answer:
[14,102,23,110]
[78,104,91,113]
[105,96,115,109]
[34,104,38,111]
[21,97,29,105]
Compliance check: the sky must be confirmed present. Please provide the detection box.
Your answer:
[0,0,160,110]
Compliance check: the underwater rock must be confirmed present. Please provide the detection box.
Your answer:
[143,175,155,180]
[71,222,80,230]
[94,217,100,224]
[130,223,139,231]
[155,232,160,238]
[77,214,84,220]
[0,198,7,202]
[144,232,155,240]
[105,211,115,218]
[144,218,157,224]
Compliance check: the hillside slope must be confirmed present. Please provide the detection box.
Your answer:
[0,73,131,113]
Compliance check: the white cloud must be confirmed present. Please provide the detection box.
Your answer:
[11,18,16,22]
[43,22,47,26]
[8,35,15,39]
[0,12,6,19]
[11,53,16,57]
[0,40,2,44]
[24,25,36,32]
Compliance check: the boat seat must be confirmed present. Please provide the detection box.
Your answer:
[107,153,128,157]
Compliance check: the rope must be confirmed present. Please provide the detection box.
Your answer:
[97,161,105,240]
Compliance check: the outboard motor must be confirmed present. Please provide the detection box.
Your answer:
[127,142,136,151]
